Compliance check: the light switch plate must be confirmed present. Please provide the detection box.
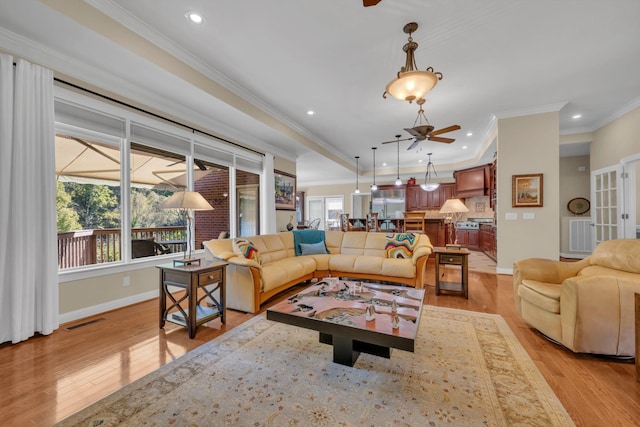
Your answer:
[505,213,517,220]
[523,212,535,220]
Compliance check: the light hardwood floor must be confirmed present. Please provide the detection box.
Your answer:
[1,260,639,426]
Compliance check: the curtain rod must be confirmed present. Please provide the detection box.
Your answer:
[53,77,264,157]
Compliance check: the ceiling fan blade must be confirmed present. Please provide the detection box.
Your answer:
[406,139,419,150]
[363,0,382,6]
[430,125,461,136]
[381,137,413,144]
[404,127,421,137]
[428,136,456,144]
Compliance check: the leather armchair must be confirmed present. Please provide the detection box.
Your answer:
[513,239,640,357]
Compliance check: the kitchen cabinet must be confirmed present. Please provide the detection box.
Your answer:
[424,219,446,249]
[479,223,496,261]
[454,164,491,198]
[455,229,480,251]
[406,183,455,211]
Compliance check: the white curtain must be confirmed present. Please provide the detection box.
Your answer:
[0,54,58,344]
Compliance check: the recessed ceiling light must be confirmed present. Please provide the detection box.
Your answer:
[185,12,204,24]
[462,145,468,150]
[466,132,473,137]
[572,114,582,119]
[307,110,315,116]
[382,162,387,166]
[418,159,423,163]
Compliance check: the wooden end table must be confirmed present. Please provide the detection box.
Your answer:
[434,247,470,299]
[157,260,227,338]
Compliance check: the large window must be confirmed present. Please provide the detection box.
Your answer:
[129,143,186,259]
[54,87,265,273]
[56,133,122,269]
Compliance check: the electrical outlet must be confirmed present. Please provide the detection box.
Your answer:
[123,275,130,286]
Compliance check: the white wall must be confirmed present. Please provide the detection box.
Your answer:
[496,111,560,272]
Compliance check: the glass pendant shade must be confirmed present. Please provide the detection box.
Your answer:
[421,152,439,192]
[385,70,439,103]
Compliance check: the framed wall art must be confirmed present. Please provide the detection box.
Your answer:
[512,173,543,208]
[274,170,296,210]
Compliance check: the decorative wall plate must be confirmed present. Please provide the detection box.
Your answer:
[567,197,590,215]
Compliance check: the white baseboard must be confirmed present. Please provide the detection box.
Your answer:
[496,267,513,275]
[59,289,159,324]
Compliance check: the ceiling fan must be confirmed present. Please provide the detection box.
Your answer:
[403,98,460,150]
[363,0,382,6]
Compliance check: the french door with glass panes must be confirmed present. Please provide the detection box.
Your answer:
[590,164,624,247]
[306,196,344,230]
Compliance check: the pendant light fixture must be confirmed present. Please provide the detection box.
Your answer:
[383,22,443,104]
[371,147,378,191]
[354,156,361,194]
[394,135,402,186]
[420,152,440,192]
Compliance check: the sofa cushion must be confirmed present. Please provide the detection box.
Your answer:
[292,229,327,256]
[381,257,415,278]
[518,280,561,314]
[261,258,316,293]
[299,241,329,255]
[232,238,262,265]
[385,232,416,259]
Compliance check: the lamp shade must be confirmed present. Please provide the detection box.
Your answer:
[439,198,469,215]
[385,70,439,103]
[160,191,214,211]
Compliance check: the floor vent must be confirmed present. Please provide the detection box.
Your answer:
[64,317,106,331]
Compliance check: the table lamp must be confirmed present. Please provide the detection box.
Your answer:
[439,198,469,246]
[160,190,214,266]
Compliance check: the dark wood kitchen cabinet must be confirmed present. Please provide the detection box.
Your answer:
[455,229,480,251]
[406,183,455,211]
[454,164,491,198]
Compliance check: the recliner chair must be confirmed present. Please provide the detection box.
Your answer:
[513,239,640,357]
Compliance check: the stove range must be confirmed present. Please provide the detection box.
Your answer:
[456,221,479,230]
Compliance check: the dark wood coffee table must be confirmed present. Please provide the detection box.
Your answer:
[266,280,425,366]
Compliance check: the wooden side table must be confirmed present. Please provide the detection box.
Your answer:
[434,247,470,299]
[157,260,227,338]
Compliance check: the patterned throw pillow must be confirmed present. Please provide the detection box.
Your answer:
[232,238,262,265]
[385,233,417,259]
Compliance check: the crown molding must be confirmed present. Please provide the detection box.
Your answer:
[592,95,640,131]
[493,101,568,120]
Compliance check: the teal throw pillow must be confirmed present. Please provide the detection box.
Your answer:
[299,241,329,255]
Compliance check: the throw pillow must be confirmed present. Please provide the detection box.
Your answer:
[299,241,329,255]
[232,238,262,264]
[385,233,416,259]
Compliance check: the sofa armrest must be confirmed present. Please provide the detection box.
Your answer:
[224,255,262,270]
[560,275,640,356]
[411,246,432,265]
[514,257,590,285]
[513,257,590,315]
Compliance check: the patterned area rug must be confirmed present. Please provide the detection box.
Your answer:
[57,306,574,426]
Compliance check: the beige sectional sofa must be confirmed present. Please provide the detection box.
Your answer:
[203,231,433,313]
[513,238,640,357]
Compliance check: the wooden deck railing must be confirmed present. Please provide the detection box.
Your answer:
[58,227,185,269]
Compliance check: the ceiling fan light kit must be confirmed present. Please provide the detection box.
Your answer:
[383,22,443,103]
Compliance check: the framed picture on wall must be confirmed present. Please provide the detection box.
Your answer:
[275,170,296,210]
[512,173,543,207]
